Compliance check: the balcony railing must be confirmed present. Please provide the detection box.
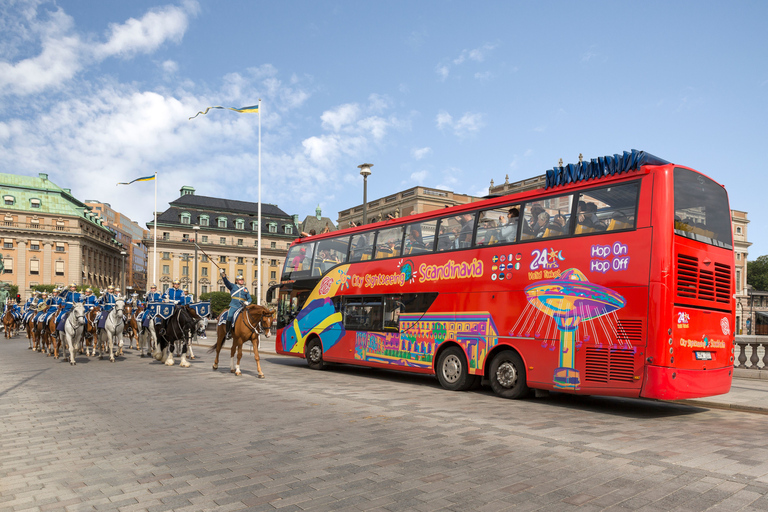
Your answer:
[734,336,768,373]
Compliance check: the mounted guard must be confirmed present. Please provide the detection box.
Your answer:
[55,283,81,334]
[140,284,162,336]
[220,269,251,339]
[96,285,117,331]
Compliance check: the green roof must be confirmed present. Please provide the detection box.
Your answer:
[0,172,111,232]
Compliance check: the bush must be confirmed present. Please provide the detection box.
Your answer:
[200,291,231,317]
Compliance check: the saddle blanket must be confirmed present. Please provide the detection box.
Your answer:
[217,308,244,326]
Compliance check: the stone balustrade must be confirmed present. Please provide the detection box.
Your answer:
[733,335,768,380]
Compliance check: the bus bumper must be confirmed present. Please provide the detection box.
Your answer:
[640,365,732,400]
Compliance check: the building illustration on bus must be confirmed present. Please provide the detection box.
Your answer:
[270,150,735,400]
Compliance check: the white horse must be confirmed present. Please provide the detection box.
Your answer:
[97,298,125,362]
[138,312,157,358]
[62,303,85,365]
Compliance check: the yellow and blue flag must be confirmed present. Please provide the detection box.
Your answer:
[117,175,155,186]
[189,104,259,120]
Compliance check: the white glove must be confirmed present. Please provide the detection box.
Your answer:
[244,301,251,306]
[220,268,225,274]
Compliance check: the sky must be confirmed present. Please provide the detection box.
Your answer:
[1,0,767,257]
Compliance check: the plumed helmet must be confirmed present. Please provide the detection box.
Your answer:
[150,284,157,289]
[69,282,77,288]
[172,279,180,284]
[85,288,92,293]
[236,275,244,280]
[42,292,48,296]
[107,285,114,291]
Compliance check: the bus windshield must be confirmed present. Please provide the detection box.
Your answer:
[673,168,732,249]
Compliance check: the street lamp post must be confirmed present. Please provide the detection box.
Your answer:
[120,251,127,296]
[358,163,373,225]
[193,226,200,299]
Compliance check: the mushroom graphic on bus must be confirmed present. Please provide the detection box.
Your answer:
[524,268,626,390]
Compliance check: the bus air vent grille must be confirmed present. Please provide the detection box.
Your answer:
[616,319,643,344]
[676,254,732,304]
[585,348,636,384]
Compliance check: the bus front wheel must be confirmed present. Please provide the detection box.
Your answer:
[306,339,324,370]
[436,346,478,391]
[489,350,529,399]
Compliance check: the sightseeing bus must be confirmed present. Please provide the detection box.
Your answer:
[271,150,734,400]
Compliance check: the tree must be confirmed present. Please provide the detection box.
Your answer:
[200,291,231,316]
[747,255,768,291]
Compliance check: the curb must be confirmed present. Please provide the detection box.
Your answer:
[675,399,768,415]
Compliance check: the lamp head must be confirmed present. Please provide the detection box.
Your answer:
[358,163,373,177]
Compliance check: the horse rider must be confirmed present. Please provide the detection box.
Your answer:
[96,285,118,331]
[140,284,162,336]
[42,288,63,330]
[220,269,251,339]
[55,283,81,334]
[163,279,186,305]
[22,293,39,325]
[81,288,97,311]
[34,292,53,326]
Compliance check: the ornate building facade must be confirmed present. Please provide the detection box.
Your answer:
[0,173,123,297]
[146,186,295,304]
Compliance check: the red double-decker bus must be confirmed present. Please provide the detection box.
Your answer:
[271,150,734,400]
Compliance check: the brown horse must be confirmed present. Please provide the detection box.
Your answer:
[209,305,274,377]
[123,304,139,350]
[46,307,62,358]
[2,307,16,339]
[82,306,101,356]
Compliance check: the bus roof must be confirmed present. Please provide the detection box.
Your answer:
[291,149,671,245]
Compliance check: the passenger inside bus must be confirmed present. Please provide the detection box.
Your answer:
[533,211,550,238]
[437,226,453,251]
[350,234,372,261]
[500,207,519,241]
[405,228,427,253]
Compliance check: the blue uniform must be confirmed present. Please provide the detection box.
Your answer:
[143,291,163,327]
[81,294,97,311]
[96,292,117,329]
[163,287,186,304]
[223,275,251,322]
[56,289,82,331]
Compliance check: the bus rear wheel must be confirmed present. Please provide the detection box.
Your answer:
[436,346,478,391]
[306,339,324,370]
[489,350,529,399]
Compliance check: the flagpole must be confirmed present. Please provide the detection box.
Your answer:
[257,98,262,306]
[153,171,158,287]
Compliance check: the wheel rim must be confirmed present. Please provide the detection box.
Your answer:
[309,344,322,363]
[496,360,518,389]
[441,354,462,383]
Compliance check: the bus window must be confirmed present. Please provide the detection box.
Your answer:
[673,169,732,249]
[383,295,402,331]
[312,236,350,277]
[349,233,374,262]
[343,296,383,331]
[374,226,404,259]
[404,220,437,255]
[437,212,475,251]
[522,194,573,240]
[282,242,315,279]
[476,205,521,246]
[576,182,639,235]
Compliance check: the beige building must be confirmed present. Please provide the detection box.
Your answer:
[732,210,753,334]
[85,201,150,294]
[338,186,483,228]
[146,186,296,304]
[0,173,123,297]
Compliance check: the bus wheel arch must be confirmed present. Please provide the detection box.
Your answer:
[486,347,530,399]
[434,342,479,392]
[305,336,325,371]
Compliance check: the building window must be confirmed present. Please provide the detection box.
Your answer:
[736,226,742,234]
[55,260,65,276]
[3,239,13,249]
[163,232,170,240]
[268,223,277,233]
[30,259,39,275]
[219,286,226,292]
[270,242,276,248]
[270,259,277,266]
[219,256,227,263]
[162,265,170,275]
[254,269,258,278]
[201,254,208,262]
[182,234,190,241]
[235,219,244,230]
[270,271,276,279]
[163,284,169,292]
[30,241,40,251]
[737,253,741,260]
[736,270,741,293]
[285,225,293,234]
[218,217,227,228]
[30,198,41,209]
[182,266,189,276]
[3,258,12,274]
[3,195,14,206]
[201,285,208,294]
[201,235,208,243]
[237,239,243,246]
[219,237,226,245]
[199,215,210,227]
[180,212,191,224]
[201,267,208,277]
[55,243,65,252]
[162,252,170,260]
[237,257,244,264]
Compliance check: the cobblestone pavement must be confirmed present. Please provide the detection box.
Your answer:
[2,338,768,512]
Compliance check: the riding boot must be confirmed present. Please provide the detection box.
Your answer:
[225,320,232,339]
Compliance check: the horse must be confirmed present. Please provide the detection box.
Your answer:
[97,299,125,362]
[3,306,17,339]
[152,305,197,367]
[138,313,157,358]
[209,305,274,378]
[123,304,139,350]
[82,306,100,356]
[61,303,85,365]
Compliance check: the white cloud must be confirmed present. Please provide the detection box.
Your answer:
[95,3,195,59]
[321,103,360,132]
[411,147,431,160]
[410,170,428,182]
[436,110,484,137]
[161,60,178,74]
[437,43,497,81]
[435,65,449,81]
[474,71,492,81]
